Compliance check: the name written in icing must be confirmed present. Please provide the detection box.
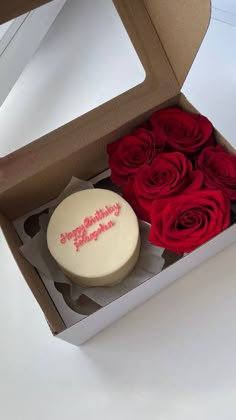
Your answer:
[59,203,121,252]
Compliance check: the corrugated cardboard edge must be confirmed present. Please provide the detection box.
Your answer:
[0,212,65,334]
[0,0,52,24]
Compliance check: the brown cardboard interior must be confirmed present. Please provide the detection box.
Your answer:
[2,91,236,335]
[0,0,52,24]
[144,0,211,86]
[0,0,211,211]
[1,0,224,334]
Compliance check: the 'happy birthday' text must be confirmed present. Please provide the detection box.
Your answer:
[59,203,121,252]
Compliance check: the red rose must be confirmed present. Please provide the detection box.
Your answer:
[149,190,230,254]
[122,152,203,216]
[197,144,236,201]
[133,126,165,152]
[107,128,156,186]
[150,107,214,156]
[122,177,151,223]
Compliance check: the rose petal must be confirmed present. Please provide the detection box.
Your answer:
[150,107,214,156]
[149,190,230,254]
[107,128,156,186]
[197,145,236,201]
[122,177,150,223]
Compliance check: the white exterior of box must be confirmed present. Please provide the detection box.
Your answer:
[58,223,236,345]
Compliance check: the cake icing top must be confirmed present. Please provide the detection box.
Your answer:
[47,188,140,280]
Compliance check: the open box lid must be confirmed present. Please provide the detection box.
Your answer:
[0,0,211,86]
[0,0,52,24]
[0,0,211,218]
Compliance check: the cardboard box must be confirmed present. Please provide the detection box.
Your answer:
[1,0,235,345]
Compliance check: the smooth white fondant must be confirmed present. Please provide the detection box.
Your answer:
[47,189,140,287]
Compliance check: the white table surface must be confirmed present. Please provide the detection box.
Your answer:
[1,5,236,419]
[1,230,236,420]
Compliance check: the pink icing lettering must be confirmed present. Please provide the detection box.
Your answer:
[72,228,78,237]
[105,206,112,214]
[59,202,120,251]
[84,217,91,228]
[113,203,121,216]
[60,233,67,244]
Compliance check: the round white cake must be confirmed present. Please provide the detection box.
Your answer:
[47,189,140,287]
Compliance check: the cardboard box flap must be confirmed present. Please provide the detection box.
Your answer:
[144,0,211,87]
[0,0,179,206]
[0,0,210,217]
[0,0,211,83]
[0,0,52,24]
